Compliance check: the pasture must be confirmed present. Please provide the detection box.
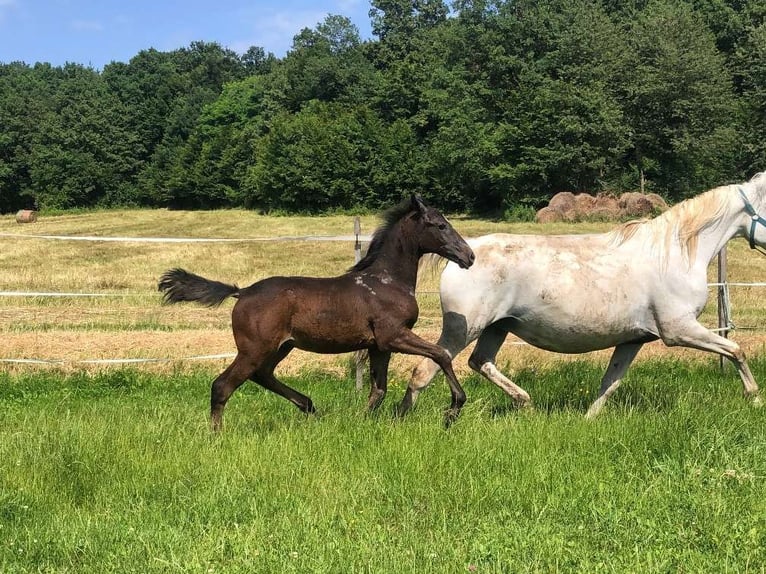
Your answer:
[1,209,766,572]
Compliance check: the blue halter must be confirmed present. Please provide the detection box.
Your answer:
[738,186,766,254]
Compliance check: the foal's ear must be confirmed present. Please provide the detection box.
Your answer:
[410,194,427,214]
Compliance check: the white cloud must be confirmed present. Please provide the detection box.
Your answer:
[71,19,104,32]
[0,0,17,23]
[335,0,362,11]
[232,8,328,56]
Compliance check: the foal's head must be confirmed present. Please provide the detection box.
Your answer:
[407,195,475,268]
[352,195,474,272]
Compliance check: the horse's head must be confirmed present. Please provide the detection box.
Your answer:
[409,195,475,269]
[739,172,766,253]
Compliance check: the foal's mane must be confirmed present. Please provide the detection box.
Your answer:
[349,198,414,272]
[609,183,734,266]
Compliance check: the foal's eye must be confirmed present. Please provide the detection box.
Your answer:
[437,223,447,230]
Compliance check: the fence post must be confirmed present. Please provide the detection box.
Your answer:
[717,246,729,371]
[354,217,365,390]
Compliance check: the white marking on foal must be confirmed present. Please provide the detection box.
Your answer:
[354,275,376,295]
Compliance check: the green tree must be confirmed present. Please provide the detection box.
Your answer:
[245,101,420,211]
[0,63,50,212]
[733,22,766,175]
[0,63,137,210]
[102,42,246,206]
[369,0,449,121]
[166,75,275,208]
[274,15,378,111]
[622,0,738,197]
[430,0,630,210]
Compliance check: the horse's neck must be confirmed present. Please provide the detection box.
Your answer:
[684,201,742,269]
[369,226,421,286]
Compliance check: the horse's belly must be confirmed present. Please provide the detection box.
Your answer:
[290,324,373,354]
[509,316,652,354]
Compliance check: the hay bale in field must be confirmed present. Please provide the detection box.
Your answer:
[574,193,598,212]
[548,191,577,213]
[618,192,669,218]
[536,190,668,223]
[587,206,621,221]
[535,206,562,223]
[593,195,619,214]
[619,192,653,218]
[16,209,37,223]
[645,193,669,212]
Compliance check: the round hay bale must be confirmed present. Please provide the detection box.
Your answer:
[645,193,669,212]
[548,191,577,212]
[593,195,619,214]
[619,192,667,218]
[15,209,37,223]
[574,193,598,212]
[535,206,563,223]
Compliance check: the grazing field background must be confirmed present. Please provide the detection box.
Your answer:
[1,209,766,572]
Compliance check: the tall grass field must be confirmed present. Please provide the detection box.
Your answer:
[1,209,766,572]
[1,362,766,572]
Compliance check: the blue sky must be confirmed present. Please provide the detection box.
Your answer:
[0,0,374,69]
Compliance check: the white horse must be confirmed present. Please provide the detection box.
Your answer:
[399,172,766,418]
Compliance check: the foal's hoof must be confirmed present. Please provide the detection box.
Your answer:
[443,409,461,428]
[393,402,412,419]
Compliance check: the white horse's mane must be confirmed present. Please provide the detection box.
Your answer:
[610,171,766,266]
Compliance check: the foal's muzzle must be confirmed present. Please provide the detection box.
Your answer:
[453,246,475,269]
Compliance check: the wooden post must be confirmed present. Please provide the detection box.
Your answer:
[354,217,365,390]
[717,247,729,371]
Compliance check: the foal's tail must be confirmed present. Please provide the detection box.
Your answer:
[158,268,240,307]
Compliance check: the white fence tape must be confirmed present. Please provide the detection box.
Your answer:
[0,353,236,366]
[0,232,372,243]
[0,291,139,298]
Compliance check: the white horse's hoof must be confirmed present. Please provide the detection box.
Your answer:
[751,394,763,407]
[585,402,604,419]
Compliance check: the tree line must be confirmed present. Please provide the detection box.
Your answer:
[1,0,764,216]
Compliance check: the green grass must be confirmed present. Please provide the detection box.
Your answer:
[2,360,766,573]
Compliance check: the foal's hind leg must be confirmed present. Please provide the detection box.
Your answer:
[210,353,257,432]
[468,322,532,408]
[252,371,317,414]
[367,348,391,411]
[585,342,643,419]
[250,344,317,414]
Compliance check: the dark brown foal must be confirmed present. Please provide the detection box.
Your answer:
[159,195,474,431]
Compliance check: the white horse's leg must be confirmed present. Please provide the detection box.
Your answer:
[468,322,532,407]
[398,311,473,416]
[661,322,761,403]
[585,342,643,419]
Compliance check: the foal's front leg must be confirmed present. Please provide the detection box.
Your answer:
[367,348,391,411]
[383,329,466,425]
